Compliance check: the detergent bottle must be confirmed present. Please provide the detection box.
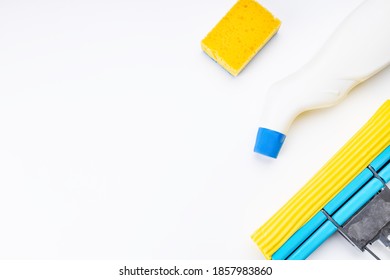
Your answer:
[254,0,390,158]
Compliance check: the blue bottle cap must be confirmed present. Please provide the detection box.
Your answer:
[254,127,286,158]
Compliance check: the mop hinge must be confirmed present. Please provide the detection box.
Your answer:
[322,182,390,260]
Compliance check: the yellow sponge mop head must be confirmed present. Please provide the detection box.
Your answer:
[201,0,281,76]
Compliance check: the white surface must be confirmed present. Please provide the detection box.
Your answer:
[0,0,389,260]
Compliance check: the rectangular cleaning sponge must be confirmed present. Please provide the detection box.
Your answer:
[201,0,281,76]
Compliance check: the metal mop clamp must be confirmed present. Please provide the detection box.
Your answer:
[322,177,390,260]
[337,172,390,260]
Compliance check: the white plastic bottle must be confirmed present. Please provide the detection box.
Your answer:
[254,0,390,158]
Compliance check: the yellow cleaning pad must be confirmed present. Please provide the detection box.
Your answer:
[201,0,281,76]
[252,100,390,259]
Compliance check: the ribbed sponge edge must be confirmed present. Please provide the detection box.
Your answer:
[252,100,390,260]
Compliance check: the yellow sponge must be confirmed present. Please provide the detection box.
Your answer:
[201,0,281,76]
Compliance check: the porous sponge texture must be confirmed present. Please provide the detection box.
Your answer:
[201,0,281,76]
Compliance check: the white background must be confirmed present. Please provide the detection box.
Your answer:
[0,0,389,260]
